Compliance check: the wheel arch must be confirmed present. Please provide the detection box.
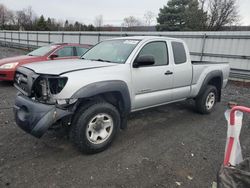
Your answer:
[71,80,131,129]
[197,70,223,102]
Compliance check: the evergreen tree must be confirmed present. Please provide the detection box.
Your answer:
[80,24,88,31]
[184,0,207,30]
[74,21,80,31]
[47,17,52,30]
[68,23,73,31]
[87,24,95,31]
[64,20,69,30]
[157,0,207,31]
[36,15,48,30]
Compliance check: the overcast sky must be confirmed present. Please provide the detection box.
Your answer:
[1,0,250,26]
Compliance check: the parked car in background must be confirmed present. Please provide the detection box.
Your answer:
[0,43,92,81]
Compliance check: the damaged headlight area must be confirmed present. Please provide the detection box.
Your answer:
[32,76,68,104]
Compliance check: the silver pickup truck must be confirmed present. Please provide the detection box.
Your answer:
[14,36,230,153]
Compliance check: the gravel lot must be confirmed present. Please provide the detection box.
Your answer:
[0,46,250,188]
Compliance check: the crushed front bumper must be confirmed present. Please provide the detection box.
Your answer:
[14,94,72,138]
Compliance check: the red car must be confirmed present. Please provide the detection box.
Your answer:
[0,43,91,81]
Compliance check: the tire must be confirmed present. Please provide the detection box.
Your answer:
[195,85,218,114]
[70,100,120,154]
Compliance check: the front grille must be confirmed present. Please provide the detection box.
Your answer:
[0,74,6,78]
[14,67,38,96]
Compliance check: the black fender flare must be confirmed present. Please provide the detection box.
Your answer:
[71,80,131,115]
[197,70,223,101]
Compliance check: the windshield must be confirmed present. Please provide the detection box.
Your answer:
[82,39,140,64]
[28,45,59,56]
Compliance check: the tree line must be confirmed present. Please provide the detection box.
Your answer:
[0,4,155,31]
[0,5,96,31]
[0,0,240,31]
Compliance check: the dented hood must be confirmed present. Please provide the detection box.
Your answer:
[22,59,117,75]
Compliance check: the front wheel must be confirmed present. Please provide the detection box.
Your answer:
[70,101,120,154]
[195,85,218,114]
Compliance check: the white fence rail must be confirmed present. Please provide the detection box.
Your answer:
[0,30,250,80]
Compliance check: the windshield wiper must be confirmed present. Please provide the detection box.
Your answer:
[90,59,112,63]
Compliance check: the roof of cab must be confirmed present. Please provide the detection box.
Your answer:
[110,36,182,42]
[50,43,92,47]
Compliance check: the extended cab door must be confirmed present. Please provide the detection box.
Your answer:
[131,41,173,110]
[171,41,193,100]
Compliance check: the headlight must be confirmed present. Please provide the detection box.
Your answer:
[0,62,19,69]
[32,76,68,102]
[48,77,68,95]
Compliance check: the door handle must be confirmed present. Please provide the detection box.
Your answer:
[165,70,173,75]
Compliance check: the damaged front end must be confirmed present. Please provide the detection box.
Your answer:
[13,67,75,138]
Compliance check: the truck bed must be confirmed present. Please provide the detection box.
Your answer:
[189,61,230,98]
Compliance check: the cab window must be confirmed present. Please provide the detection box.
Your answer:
[76,47,89,56]
[137,41,168,66]
[172,42,187,64]
[55,47,74,57]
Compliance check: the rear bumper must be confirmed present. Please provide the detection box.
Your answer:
[0,70,14,81]
[14,94,71,138]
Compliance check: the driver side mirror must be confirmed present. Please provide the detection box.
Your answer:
[50,54,58,60]
[133,55,155,68]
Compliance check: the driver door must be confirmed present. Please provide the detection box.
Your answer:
[131,41,173,110]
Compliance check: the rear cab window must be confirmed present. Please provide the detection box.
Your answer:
[171,41,187,64]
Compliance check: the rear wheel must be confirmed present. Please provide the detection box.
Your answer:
[195,85,218,114]
[70,101,120,154]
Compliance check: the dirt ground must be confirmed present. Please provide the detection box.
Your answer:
[0,47,250,188]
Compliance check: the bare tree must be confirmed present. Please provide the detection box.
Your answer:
[26,6,36,21]
[16,6,36,30]
[144,11,155,26]
[199,0,206,11]
[0,4,13,28]
[8,10,16,25]
[207,0,239,30]
[16,11,28,30]
[123,16,142,27]
[0,4,7,26]
[94,15,103,30]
